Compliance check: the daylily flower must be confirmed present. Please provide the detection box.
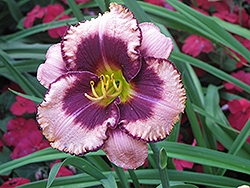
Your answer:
[37,3,186,169]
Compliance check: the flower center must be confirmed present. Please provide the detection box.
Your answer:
[85,73,123,102]
[85,71,132,105]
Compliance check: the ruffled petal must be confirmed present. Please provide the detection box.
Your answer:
[103,128,148,169]
[37,71,120,155]
[62,3,141,82]
[119,57,186,142]
[37,43,67,88]
[139,22,173,59]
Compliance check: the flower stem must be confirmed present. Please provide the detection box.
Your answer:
[149,143,170,188]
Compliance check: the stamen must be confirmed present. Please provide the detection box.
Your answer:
[90,81,100,98]
[111,73,119,91]
[108,80,123,98]
[84,93,104,101]
[101,75,107,98]
[105,75,110,90]
[85,73,123,102]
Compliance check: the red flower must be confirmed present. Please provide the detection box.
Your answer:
[50,159,74,177]
[213,11,238,24]
[2,82,24,93]
[225,35,250,68]
[194,67,206,77]
[173,142,194,170]
[195,0,213,10]
[43,4,71,38]
[182,35,213,57]
[173,158,193,171]
[0,177,30,188]
[194,164,204,173]
[228,99,250,131]
[10,95,36,116]
[224,70,250,92]
[3,117,39,147]
[0,137,5,152]
[23,5,47,29]
[11,130,50,160]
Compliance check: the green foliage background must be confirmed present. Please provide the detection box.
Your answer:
[0,0,250,187]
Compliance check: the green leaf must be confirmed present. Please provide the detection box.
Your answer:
[159,147,168,169]
[122,0,150,23]
[100,173,118,188]
[111,164,130,188]
[0,49,42,98]
[17,169,250,188]
[8,89,43,104]
[47,156,108,187]
[3,0,23,22]
[169,52,250,94]
[85,155,111,171]
[0,148,70,175]
[66,0,85,22]
[150,143,170,188]
[158,141,250,175]
[211,16,250,41]
[47,163,64,188]
[128,169,141,188]
[171,185,199,188]
[95,0,108,12]
[164,0,250,63]
[1,18,78,42]
[0,147,12,175]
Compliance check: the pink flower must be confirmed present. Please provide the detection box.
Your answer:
[182,35,213,57]
[23,5,47,29]
[43,4,71,38]
[0,177,30,188]
[10,95,36,116]
[50,160,74,177]
[11,130,50,160]
[3,117,39,147]
[224,70,250,92]
[228,99,250,131]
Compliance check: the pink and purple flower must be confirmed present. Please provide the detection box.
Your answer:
[36,3,186,169]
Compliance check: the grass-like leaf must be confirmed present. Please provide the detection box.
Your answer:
[164,0,250,63]
[0,49,43,97]
[66,0,85,21]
